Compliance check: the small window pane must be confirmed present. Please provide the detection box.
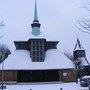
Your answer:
[37,52,39,56]
[40,57,43,61]
[33,41,35,44]
[63,72,67,76]
[37,41,39,45]
[40,41,43,45]
[33,57,35,61]
[37,46,39,50]
[33,52,35,55]
[40,46,43,50]
[37,57,39,61]
[33,46,35,50]
[40,52,43,55]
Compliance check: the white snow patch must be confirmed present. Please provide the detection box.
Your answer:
[78,57,89,66]
[15,32,58,41]
[4,83,81,90]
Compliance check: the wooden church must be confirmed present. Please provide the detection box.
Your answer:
[0,0,89,83]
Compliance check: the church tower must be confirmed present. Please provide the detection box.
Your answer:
[30,0,45,62]
[14,0,59,62]
[73,38,85,60]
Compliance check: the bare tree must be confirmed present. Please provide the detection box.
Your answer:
[77,0,90,34]
[0,45,11,63]
[0,21,5,28]
[0,21,5,39]
[0,45,11,89]
[0,20,9,90]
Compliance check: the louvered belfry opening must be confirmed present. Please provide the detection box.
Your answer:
[28,39,46,62]
[73,50,85,60]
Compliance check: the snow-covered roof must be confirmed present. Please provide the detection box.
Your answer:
[78,57,89,66]
[0,49,75,70]
[15,32,58,41]
[82,76,90,78]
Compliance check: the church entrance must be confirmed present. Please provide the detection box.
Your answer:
[45,70,60,82]
[17,70,60,83]
[17,70,31,82]
[31,70,45,82]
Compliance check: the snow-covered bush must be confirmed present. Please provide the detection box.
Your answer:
[80,76,90,87]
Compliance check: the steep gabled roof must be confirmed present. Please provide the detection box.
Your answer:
[0,49,75,70]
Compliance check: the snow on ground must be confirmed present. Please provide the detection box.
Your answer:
[4,83,82,90]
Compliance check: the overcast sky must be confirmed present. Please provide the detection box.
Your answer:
[0,0,90,58]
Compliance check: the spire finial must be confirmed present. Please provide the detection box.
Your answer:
[34,0,38,22]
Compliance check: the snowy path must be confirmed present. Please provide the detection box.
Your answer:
[4,83,83,90]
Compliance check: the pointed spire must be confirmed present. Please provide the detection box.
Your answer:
[31,0,41,36]
[34,0,38,22]
[74,38,83,50]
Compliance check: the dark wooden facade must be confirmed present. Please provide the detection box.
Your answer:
[0,69,76,83]
[73,50,85,60]
[0,70,17,82]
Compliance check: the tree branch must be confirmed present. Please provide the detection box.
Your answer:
[0,21,5,28]
[78,20,90,31]
[75,25,90,34]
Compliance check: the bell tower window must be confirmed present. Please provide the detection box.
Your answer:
[29,39,46,62]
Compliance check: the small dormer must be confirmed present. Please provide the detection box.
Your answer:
[73,38,85,60]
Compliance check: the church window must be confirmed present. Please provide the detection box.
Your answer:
[40,52,43,55]
[37,46,39,50]
[40,46,42,50]
[37,52,39,56]
[63,72,67,76]
[30,39,45,62]
[33,41,35,44]
[33,52,35,56]
[33,46,35,50]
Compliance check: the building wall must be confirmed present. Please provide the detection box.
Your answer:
[0,69,76,83]
[61,69,76,82]
[0,70,17,82]
[73,50,85,60]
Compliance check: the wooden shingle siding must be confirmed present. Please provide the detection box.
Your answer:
[59,70,62,81]
[0,70,17,82]
[0,69,76,83]
[61,69,76,82]
[4,71,17,82]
